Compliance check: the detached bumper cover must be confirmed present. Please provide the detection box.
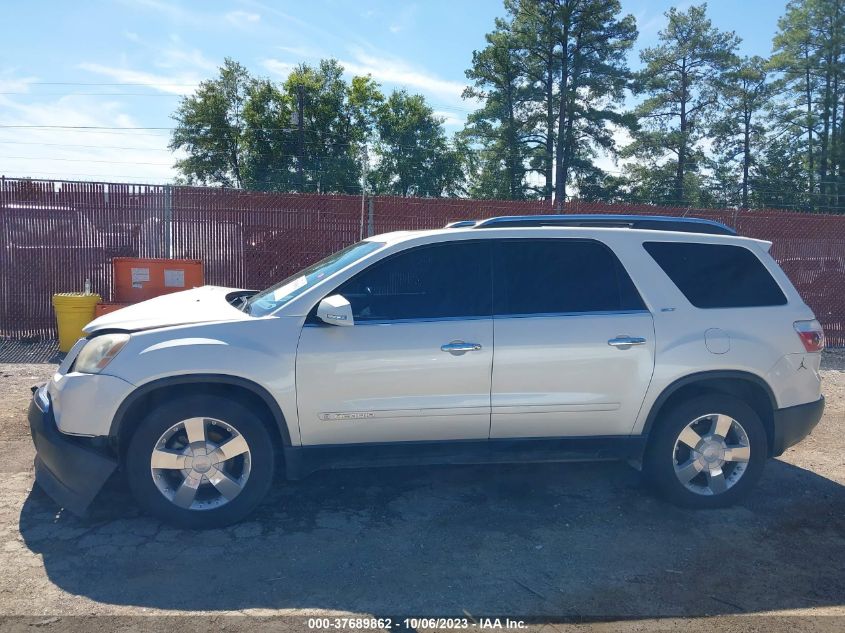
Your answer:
[771,396,825,456]
[28,387,117,516]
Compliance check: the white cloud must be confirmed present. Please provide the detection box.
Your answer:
[276,44,322,59]
[0,91,178,183]
[77,63,200,95]
[76,34,216,95]
[339,48,468,104]
[262,59,297,78]
[433,110,464,128]
[0,73,36,93]
[226,10,261,28]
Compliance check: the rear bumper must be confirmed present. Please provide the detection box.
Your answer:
[28,386,117,516]
[771,396,825,456]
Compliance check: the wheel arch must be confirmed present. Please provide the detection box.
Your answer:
[641,370,778,455]
[109,374,292,460]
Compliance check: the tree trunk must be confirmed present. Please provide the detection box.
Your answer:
[544,70,555,201]
[553,19,571,210]
[820,59,833,210]
[805,52,815,205]
[742,107,751,209]
[675,60,688,206]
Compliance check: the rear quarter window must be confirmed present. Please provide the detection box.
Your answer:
[644,241,787,309]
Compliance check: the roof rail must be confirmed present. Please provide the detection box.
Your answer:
[471,214,736,235]
[444,220,478,228]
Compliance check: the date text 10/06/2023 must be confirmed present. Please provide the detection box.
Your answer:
[307,617,527,630]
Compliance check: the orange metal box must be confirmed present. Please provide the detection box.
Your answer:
[113,258,204,303]
[94,302,132,317]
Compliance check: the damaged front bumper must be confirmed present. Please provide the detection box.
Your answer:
[28,384,117,515]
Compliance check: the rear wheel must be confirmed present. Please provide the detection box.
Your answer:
[644,394,767,508]
[125,395,275,528]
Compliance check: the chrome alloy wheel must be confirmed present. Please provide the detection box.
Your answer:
[150,417,252,511]
[672,413,751,496]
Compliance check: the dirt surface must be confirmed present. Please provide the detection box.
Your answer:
[0,353,843,632]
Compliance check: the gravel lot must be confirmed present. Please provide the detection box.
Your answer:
[0,349,843,631]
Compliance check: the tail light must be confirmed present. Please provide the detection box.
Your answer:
[794,319,825,352]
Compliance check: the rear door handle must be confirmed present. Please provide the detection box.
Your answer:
[608,336,647,348]
[441,341,482,354]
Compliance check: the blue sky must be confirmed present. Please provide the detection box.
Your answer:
[0,0,785,183]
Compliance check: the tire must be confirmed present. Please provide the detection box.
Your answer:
[125,394,275,528]
[644,393,767,509]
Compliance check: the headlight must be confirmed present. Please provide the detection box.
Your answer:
[74,333,130,374]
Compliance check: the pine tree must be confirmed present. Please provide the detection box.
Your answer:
[626,3,739,205]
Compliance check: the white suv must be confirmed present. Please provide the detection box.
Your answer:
[28,215,826,528]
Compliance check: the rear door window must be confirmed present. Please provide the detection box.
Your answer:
[492,239,645,316]
[644,242,787,308]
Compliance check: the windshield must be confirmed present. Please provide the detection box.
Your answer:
[246,240,385,316]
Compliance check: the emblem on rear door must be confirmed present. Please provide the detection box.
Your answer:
[319,412,376,421]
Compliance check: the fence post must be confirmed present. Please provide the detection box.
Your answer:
[367,196,375,237]
[164,185,173,259]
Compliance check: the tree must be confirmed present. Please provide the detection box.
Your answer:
[771,0,844,212]
[171,58,385,194]
[283,60,382,194]
[463,0,636,204]
[463,19,533,200]
[626,3,739,205]
[171,58,253,187]
[240,79,295,191]
[545,0,637,207]
[750,135,812,209]
[370,90,465,197]
[712,55,773,208]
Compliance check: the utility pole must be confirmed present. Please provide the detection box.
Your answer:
[296,84,305,193]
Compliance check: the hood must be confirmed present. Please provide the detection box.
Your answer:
[84,286,253,334]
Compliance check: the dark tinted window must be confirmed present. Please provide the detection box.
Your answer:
[335,241,491,321]
[644,242,787,308]
[493,239,645,315]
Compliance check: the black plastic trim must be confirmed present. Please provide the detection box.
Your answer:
[771,396,824,456]
[283,435,647,480]
[28,392,117,516]
[109,374,292,446]
[641,370,778,437]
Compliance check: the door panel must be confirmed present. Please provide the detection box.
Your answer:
[295,239,494,446]
[490,312,655,437]
[296,319,493,444]
[489,238,656,438]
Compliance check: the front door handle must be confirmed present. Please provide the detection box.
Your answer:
[608,336,647,348]
[441,341,482,354]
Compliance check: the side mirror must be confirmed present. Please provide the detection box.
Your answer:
[316,294,354,327]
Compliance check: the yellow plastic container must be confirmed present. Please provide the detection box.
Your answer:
[52,293,102,353]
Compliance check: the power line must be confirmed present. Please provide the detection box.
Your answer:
[0,92,183,97]
[0,140,172,152]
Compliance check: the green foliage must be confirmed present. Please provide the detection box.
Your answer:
[171,58,462,196]
[770,0,845,211]
[625,3,740,205]
[463,0,636,204]
[169,1,845,212]
[370,90,466,197]
[170,58,253,187]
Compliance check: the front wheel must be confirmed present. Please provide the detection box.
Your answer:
[125,395,275,528]
[644,394,768,508]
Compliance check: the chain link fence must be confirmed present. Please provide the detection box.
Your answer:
[2,177,843,345]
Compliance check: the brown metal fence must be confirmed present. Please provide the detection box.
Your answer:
[2,177,844,346]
